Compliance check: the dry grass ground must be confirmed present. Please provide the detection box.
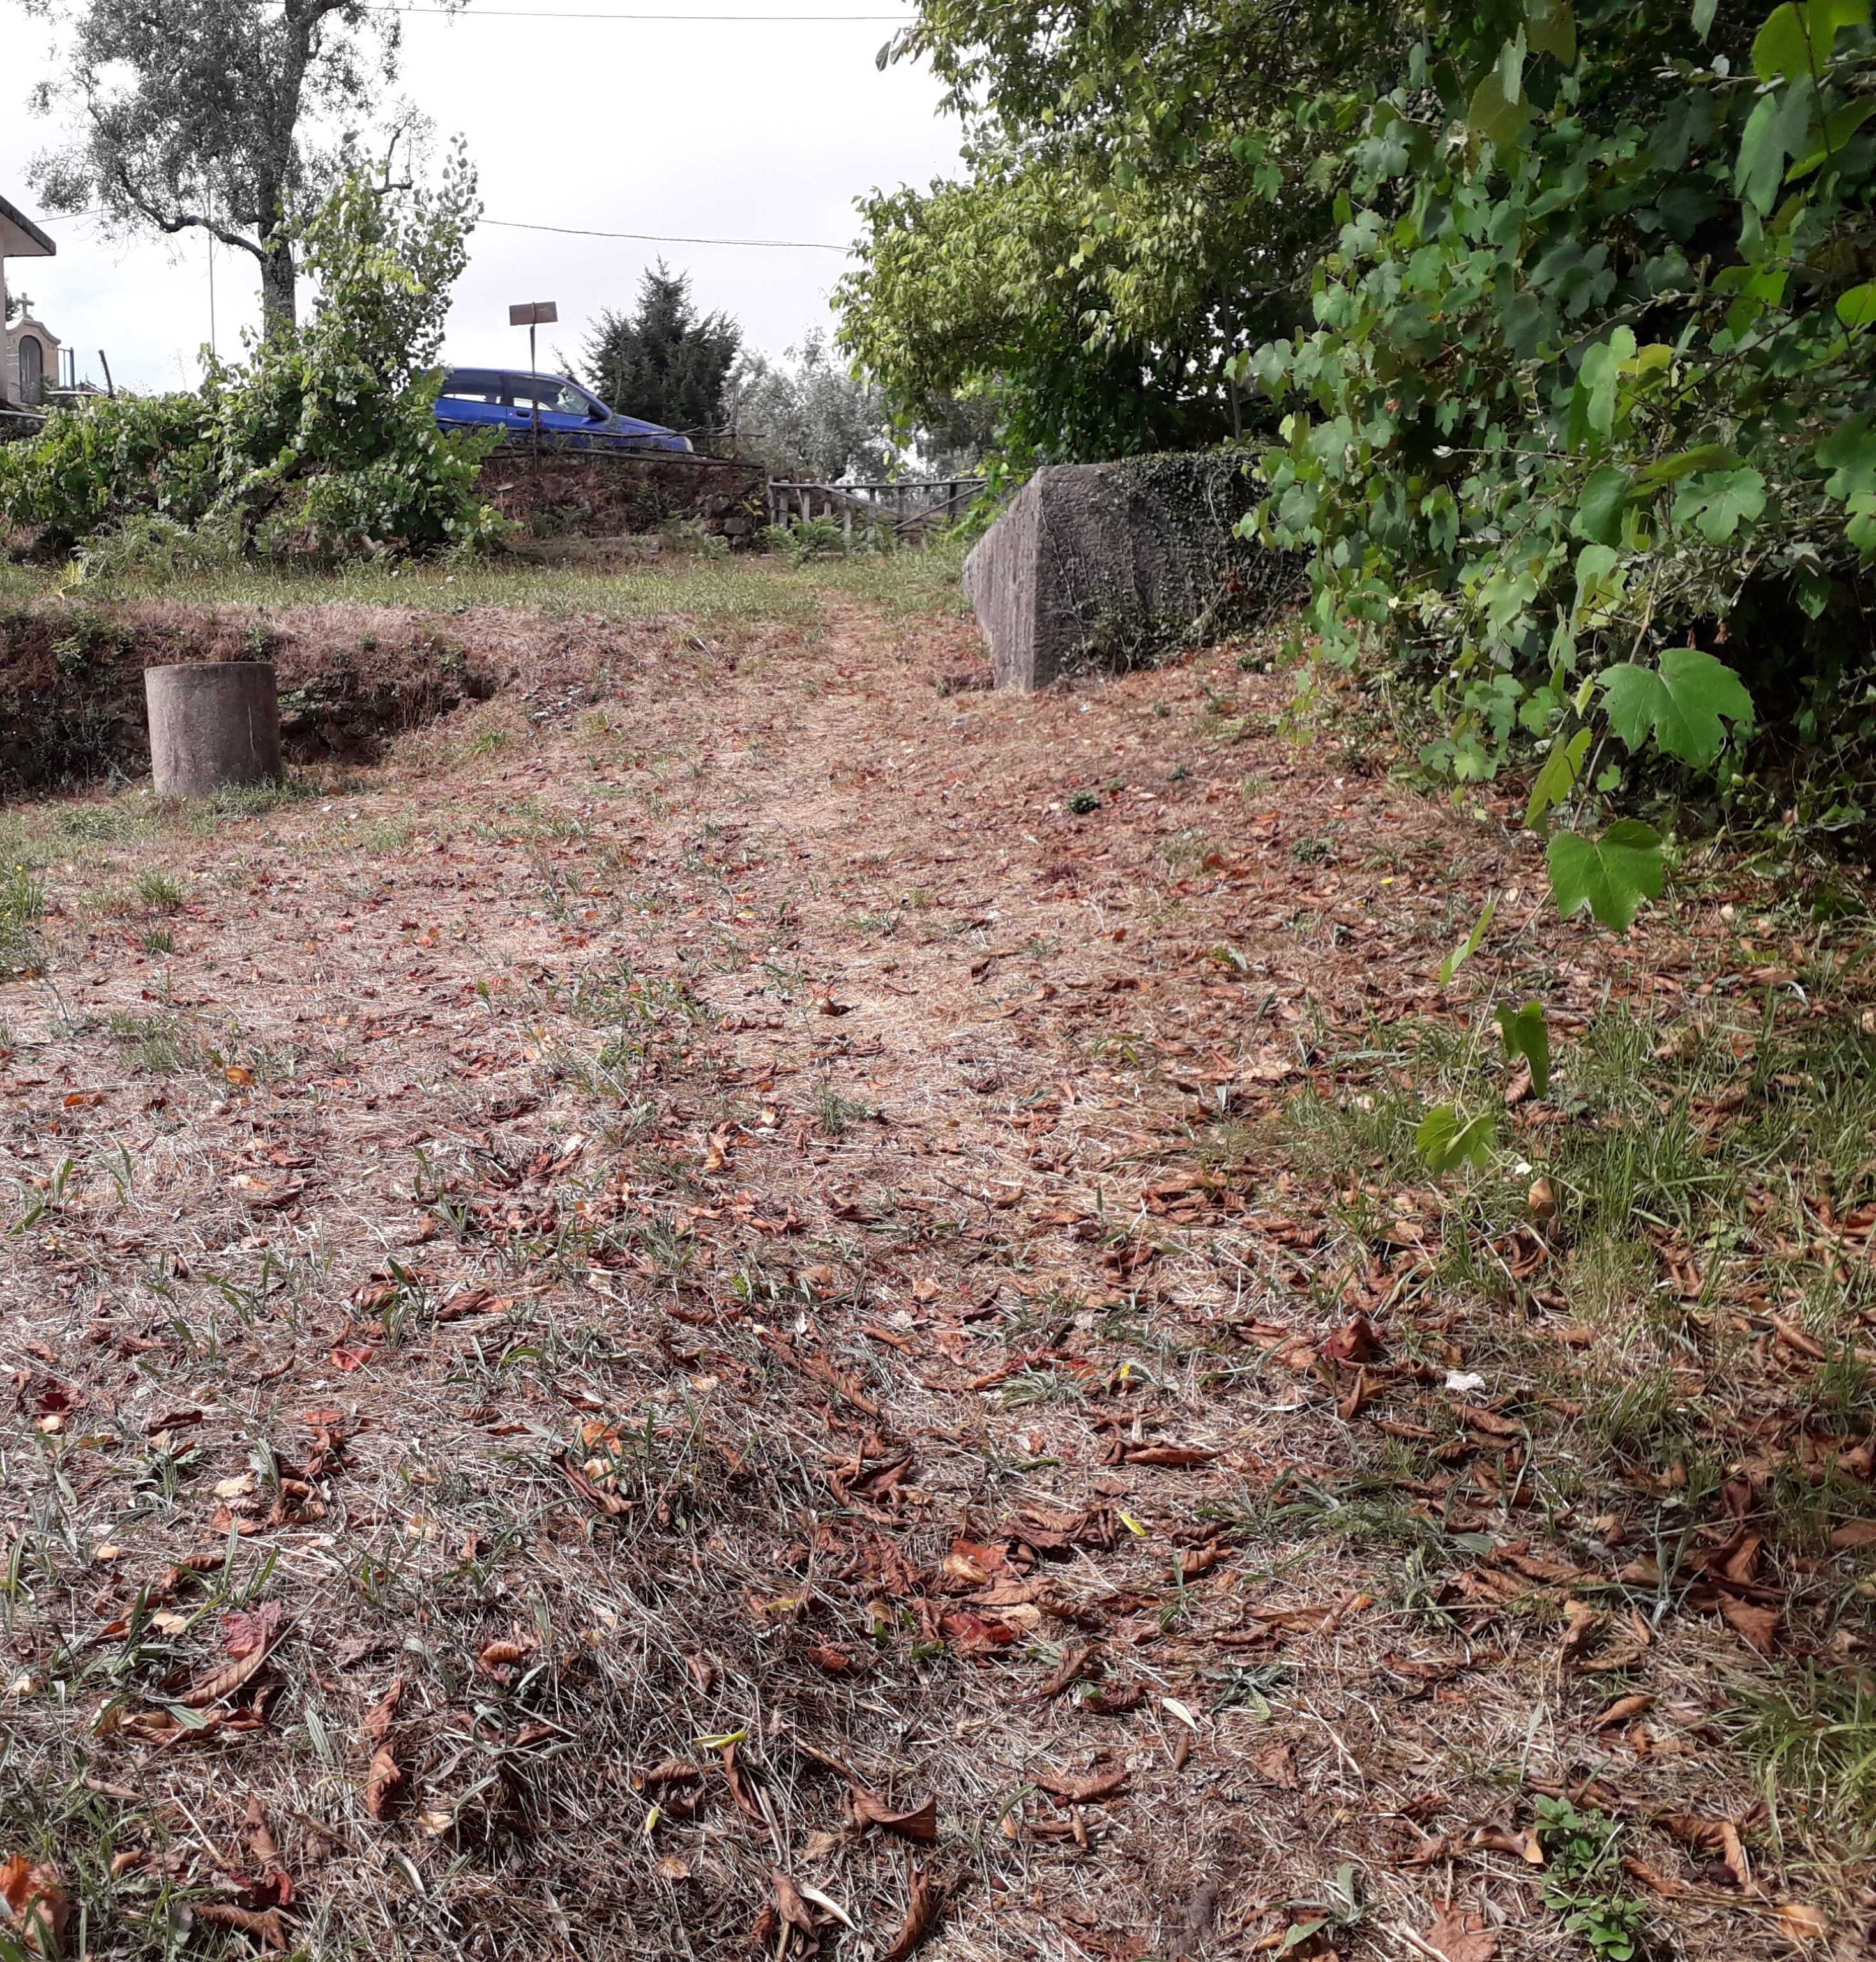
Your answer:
[1,550,1874,1962]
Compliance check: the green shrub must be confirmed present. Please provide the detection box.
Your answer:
[0,393,215,552]
[1250,0,1876,880]
[0,146,504,565]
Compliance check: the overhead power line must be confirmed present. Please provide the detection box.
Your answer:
[484,217,850,251]
[370,6,902,19]
[54,209,854,254]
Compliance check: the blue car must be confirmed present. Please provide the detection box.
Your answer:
[434,368,693,453]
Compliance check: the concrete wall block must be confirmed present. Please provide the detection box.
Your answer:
[962,453,1303,690]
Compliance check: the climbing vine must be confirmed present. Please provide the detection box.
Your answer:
[1244,0,1876,1150]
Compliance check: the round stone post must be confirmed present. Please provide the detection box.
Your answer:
[145,662,284,798]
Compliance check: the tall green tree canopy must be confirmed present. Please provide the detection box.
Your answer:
[582,264,742,434]
[22,0,464,335]
[838,0,1414,460]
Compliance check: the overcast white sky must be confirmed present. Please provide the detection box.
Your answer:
[1,1,963,395]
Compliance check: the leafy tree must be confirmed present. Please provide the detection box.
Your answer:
[582,264,741,434]
[838,0,1415,459]
[0,146,500,559]
[727,333,999,480]
[21,0,464,336]
[727,333,896,480]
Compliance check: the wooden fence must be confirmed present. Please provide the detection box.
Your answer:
[765,477,988,545]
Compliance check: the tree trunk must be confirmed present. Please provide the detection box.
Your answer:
[259,232,298,338]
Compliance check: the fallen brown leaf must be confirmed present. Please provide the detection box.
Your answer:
[882,1866,940,1962]
[364,1745,404,1820]
[0,1856,69,1957]
[1035,1766,1128,1804]
[1719,1594,1779,1657]
[180,1643,273,1711]
[635,1760,702,1791]
[852,1791,938,1844]
[220,1602,282,1663]
[1025,1640,1096,1700]
[477,1634,539,1682]
[1719,1819,1750,1890]
[1250,1738,1299,1789]
[362,1674,404,1744]
[771,1872,817,1935]
[1321,1313,1386,1364]
[1124,1444,1219,1468]
[1421,1905,1499,1962]
[192,1904,287,1951]
[1590,1692,1654,1731]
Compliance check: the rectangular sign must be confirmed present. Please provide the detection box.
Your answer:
[508,302,559,327]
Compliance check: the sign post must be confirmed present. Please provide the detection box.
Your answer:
[508,301,559,469]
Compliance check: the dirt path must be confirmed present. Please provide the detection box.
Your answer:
[0,583,1857,1960]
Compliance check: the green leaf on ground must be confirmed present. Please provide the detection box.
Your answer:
[1497,999,1552,1097]
[1418,1103,1497,1172]
[1439,896,1499,984]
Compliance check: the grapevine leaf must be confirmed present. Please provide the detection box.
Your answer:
[1527,0,1577,64]
[1571,542,1626,627]
[1636,443,1740,484]
[1735,76,1817,214]
[1525,726,1593,830]
[1573,466,1633,544]
[1439,897,1499,984]
[1567,329,1635,450]
[1789,96,1876,177]
[1670,466,1766,543]
[1851,492,1876,556]
[1819,415,1876,499]
[1496,1000,1552,1097]
[1598,646,1755,765]
[1751,3,1811,80]
[1469,70,1532,149]
[1806,0,1871,67]
[1418,1104,1497,1173]
[1548,820,1665,931]
[1838,282,1876,329]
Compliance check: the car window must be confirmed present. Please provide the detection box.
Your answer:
[507,376,601,418]
[439,370,503,402]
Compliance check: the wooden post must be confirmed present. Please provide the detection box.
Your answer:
[843,507,852,553]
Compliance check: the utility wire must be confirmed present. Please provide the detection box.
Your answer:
[370,6,902,19]
[483,217,850,250]
[53,208,851,252]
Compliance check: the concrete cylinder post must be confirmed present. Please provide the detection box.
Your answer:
[145,662,284,798]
